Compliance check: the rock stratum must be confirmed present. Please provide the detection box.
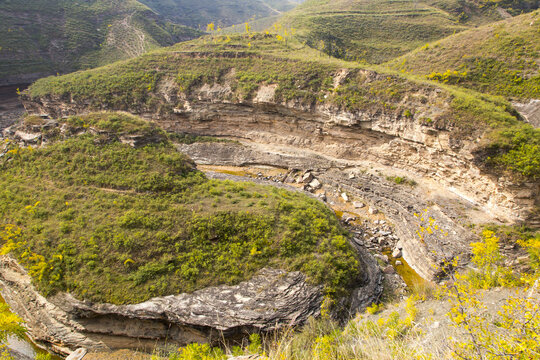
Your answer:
[20,43,539,280]
[7,36,539,356]
[0,245,382,355]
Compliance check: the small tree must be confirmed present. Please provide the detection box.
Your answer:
[445,232,540,360]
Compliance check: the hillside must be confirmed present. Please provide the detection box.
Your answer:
[25,34,539,183]
[388,10,540,100]
[277,0,539,64]
[0,111,361,304]
[0,0,203,86]
[139,0,303,29]
[3,6,540,357]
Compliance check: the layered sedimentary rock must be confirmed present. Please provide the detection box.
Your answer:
[0,218,382,355]
[22,67,538,223]
[21,65,540,276]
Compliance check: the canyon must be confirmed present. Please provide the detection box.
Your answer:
[0,6,537,354]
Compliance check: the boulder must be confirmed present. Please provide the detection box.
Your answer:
[309,178,322,190]
[301,172,314,184]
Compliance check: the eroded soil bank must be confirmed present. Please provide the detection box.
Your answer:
[0,85,27,134]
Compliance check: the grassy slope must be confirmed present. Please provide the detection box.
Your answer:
[387,10,540,100]
[277,0,537,64]
[27,34,538,179]
[0,0,202,82]
[0,112,360,304]
[139,0,302,29]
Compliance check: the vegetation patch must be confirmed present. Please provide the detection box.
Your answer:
[478,123,540,180]
[0,112,361,304]
[389,10,540,99]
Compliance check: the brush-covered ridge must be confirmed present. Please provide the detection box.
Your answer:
[0,112,361,304]
[388,10,540,100]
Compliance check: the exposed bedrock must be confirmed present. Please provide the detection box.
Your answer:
[0,242,382,355]
[21,76,539,278]
[181,142,475,281]
[22,79,539,224]
[513,99,540,128]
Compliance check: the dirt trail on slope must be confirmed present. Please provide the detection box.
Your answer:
[106,12,148,58]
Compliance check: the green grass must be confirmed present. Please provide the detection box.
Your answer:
[0,112,361,304]
[276,0,537,64]
[481,124,540,180]
[138,0,300,29]
[388,10,540,99]
[0,0,202,82]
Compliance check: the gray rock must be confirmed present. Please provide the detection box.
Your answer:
[395,260,403,266]
[353,202,365,209]
[66,348,87,360]
[309,178,322,190]
[392,248,403,258]
[341,192,349,202]
[383,265,396,274]
[368,207,378,215]
[301,172,313,184]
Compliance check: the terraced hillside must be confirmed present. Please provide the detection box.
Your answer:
[388,10,540,100]
[0,0,203,85]
[140,0,304,28]
[278,0,538,64]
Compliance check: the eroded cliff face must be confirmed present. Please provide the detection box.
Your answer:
[20,66,540,281]
[22,68,538,223]
[0,220,382,355]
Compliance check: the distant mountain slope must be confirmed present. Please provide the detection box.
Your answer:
[278,0,538,64]
[139,0,303,29]
[388,10,540,100]
[0,0,202,85]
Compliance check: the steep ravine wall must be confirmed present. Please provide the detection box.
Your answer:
[22,77,539,223]
[0,229,383,355]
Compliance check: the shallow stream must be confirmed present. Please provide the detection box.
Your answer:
[0,294,62,359]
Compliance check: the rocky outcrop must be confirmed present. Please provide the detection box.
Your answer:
[513,99,540,128]
[0,244,382,355]
[180,142,476,281]
[22,70,538,223]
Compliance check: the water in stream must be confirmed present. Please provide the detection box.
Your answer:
[0,295,62,359]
